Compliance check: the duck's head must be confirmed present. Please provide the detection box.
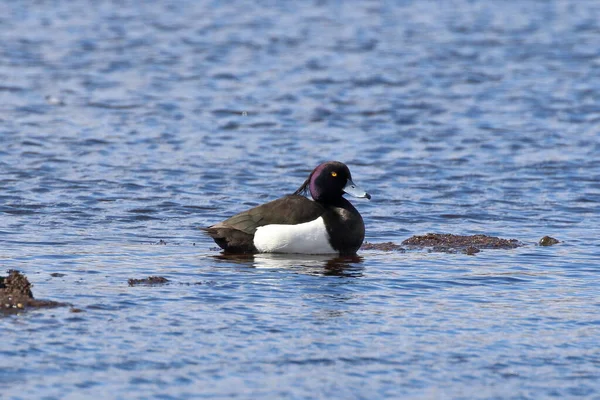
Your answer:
[294,161,371,203]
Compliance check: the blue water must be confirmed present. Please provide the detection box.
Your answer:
[1,1,600,398]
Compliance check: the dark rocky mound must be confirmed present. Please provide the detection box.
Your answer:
[362,233,522,255]
[1,270,67,313]
[128,276,170,286]
[403,233,521,250]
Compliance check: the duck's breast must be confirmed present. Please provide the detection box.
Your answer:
[253,217,337,254]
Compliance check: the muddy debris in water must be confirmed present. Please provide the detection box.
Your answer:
[1,270,68,314]
[128,276,170,286]
[539,236,559,246]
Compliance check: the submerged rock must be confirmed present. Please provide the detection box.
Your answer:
[539,236,559,246]
[0,270,67,313]
[463,246,480,255]
[128,276,170,286]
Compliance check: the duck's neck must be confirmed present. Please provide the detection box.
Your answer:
[318,196,353,209]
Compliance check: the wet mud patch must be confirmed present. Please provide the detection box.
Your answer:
[362,233,522,255]
[1,270,68,314]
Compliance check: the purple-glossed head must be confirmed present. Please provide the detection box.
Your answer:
[294,161,371,203]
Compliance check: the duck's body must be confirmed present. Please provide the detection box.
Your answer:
[203,161,370,255]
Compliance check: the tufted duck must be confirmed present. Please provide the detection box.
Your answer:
[203,161,370,255]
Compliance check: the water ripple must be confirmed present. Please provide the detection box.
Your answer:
[1,0,600,399]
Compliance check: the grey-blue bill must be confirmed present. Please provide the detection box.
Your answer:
[343,179,371,199]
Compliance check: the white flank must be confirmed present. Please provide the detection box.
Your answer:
[253,217,337,254]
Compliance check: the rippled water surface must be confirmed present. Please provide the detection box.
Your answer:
[2,1,600,398]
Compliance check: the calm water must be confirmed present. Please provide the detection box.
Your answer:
[1,1,600,398]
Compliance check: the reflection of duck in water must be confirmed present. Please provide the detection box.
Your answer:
[211,253,364,278]
[204,161,370,256]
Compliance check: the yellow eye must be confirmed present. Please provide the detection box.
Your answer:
[331,171,337,177]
